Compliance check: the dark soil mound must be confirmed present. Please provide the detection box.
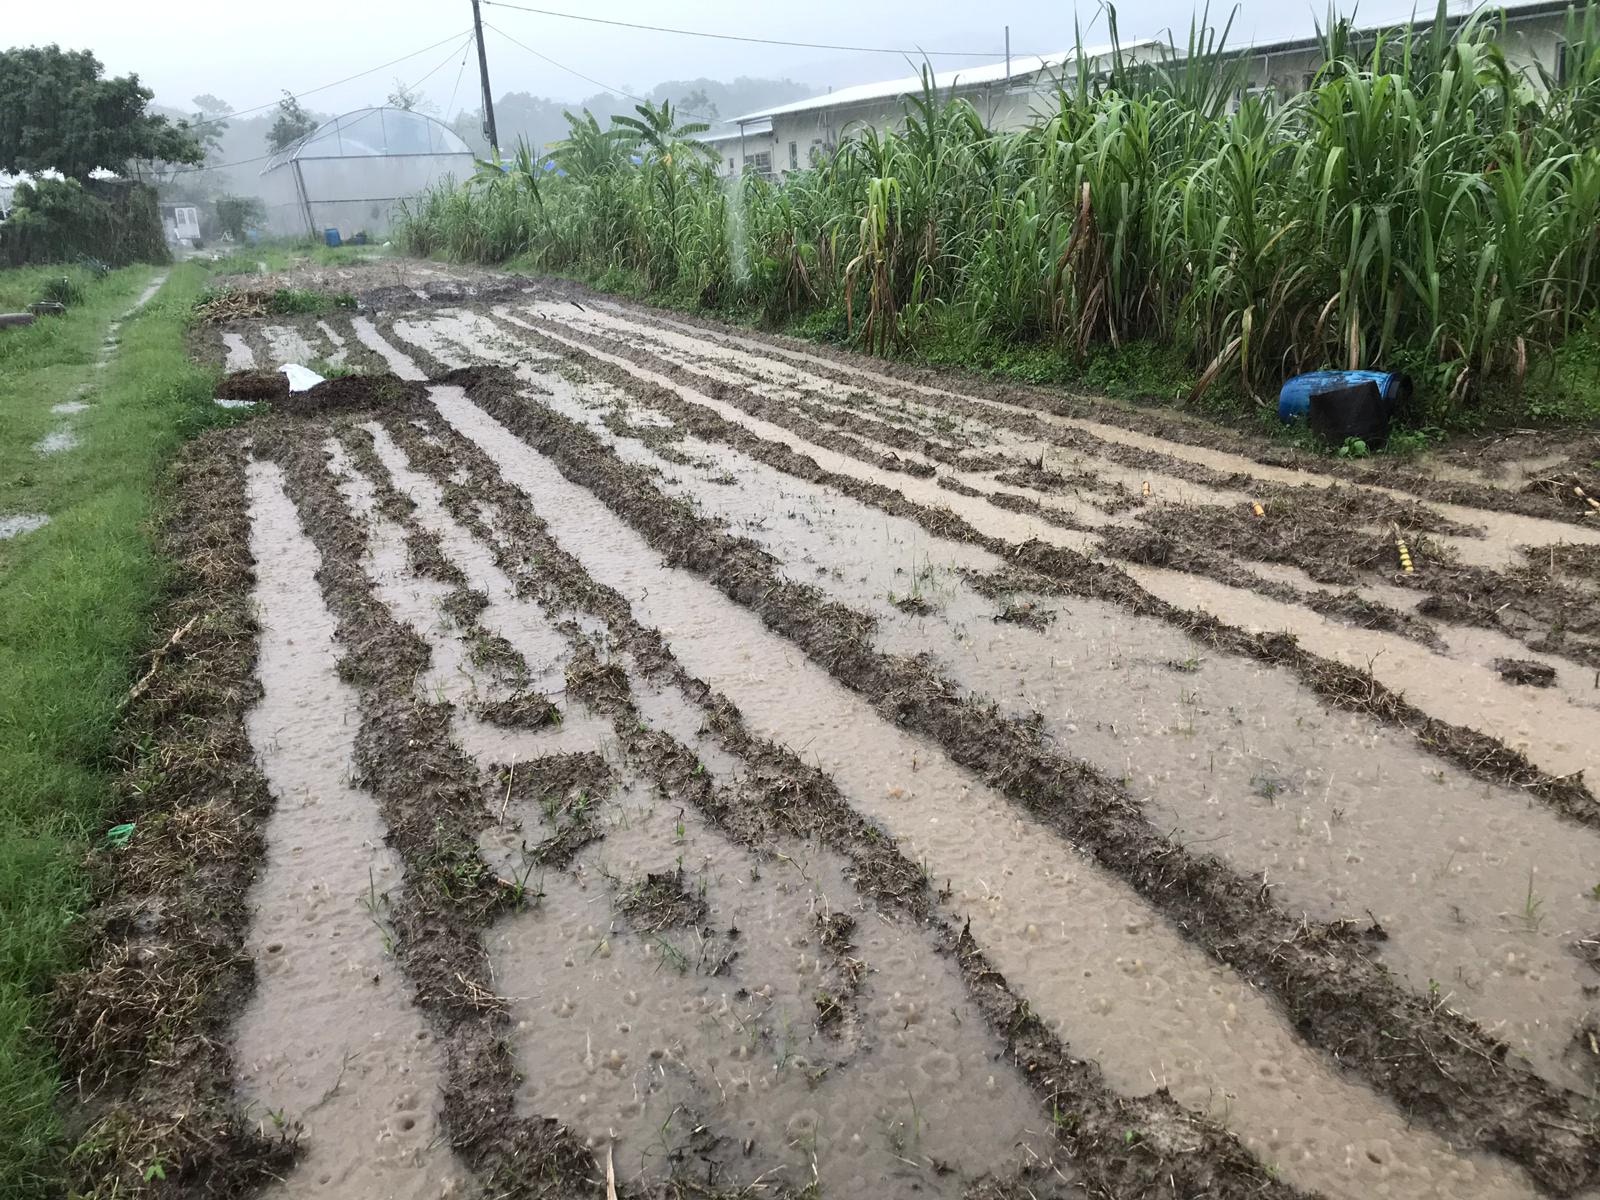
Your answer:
[1495,657,1557,687]
[216,370,289,401]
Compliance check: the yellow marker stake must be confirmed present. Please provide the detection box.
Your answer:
[1251,501,1265,518]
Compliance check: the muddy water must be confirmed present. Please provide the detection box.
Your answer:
[486,314,1594,786]
[259,325,320,367]
[529,302,1247,512]
[222,332,257,371]
[482,752,1058,1197]
[1128,564,1597,778]
[529,365,1600,1091]
[324,438,609,764]
[0,512,50,540]
[620,305,1600,561]
[434,386,1537,1200]
[349,317,427,381]
[315,320,349,365]
[237,459,464,1197]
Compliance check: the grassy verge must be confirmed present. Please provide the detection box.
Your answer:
[0,260,228,1196]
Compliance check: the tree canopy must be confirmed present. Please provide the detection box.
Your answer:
[266,92,319,153]
[0,45,203,179]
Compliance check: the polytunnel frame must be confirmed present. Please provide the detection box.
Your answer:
[260,107,474,238]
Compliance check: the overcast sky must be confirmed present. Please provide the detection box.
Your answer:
[23,0,1442,119]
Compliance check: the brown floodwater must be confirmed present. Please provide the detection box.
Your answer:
[237,459,465,1197]
[431,381,1537,1200]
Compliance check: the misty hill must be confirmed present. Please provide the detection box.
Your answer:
[151,75,810,204]
[449,76,814,156]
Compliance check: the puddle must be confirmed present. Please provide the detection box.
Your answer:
[222,332,256,371]
[489,314,1592,790]
[216,398,258,410]
[238,458,464,1197]
[350,316,427,381]
[0,512,50,540]
[261,325,319,367]
[623,307,1600,562]
[34,429,80,455]
[483,754,1056,1197]
[326,436,610,765]
[51,401,90,416]
[433,385,1534,1200]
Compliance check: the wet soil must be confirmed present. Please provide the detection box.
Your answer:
[475,320,1598,826]
[443,363,1600,1194]
[374,398,1317,1200]
[50,435,297,1196]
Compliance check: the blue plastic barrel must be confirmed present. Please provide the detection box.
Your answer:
[323,227,342,248]
[1278,370,1407,423]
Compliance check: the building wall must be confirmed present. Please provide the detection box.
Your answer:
[704,132,777,180]
[743,8,1571,178]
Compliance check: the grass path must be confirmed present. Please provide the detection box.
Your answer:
[0,261,227,1195]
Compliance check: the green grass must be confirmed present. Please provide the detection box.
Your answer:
[0,261,230,1196]
[208,240,393,278]
[0,265,103,314]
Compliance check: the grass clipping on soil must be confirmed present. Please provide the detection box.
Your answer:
[50,434,295,1197]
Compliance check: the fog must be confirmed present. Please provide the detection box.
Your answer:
[22,0,1449,125]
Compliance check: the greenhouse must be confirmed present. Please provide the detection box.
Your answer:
[257,107,474,239]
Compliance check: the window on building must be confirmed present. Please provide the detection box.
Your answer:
[789,140,799,170]
[728,157,734,172]
[1557,39,1572,85]
[744,151,773,178]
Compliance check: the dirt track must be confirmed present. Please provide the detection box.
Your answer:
[65,262,1600,1199]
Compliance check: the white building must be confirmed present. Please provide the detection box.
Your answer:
[732,44,1150,180]
[726,0,1577,180]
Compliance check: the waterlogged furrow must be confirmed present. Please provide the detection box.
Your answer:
[533,389,1600,1092]
[324,436,609,763]
[493,312,1596,787]
[535,302,1250,513]
[349,316,427,380]
[239,459,463,1197]
[430,384,1537,1200]
[622,304,1600,553]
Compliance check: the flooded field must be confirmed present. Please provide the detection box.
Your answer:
[89,262,1600,1199]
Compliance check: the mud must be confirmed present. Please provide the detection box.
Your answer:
[214,369,427,417]
[50,435,296,1196]
[461,315,1598,820]
[511,355,1600,1093]
[376,396,1324,1200]
[438,363,1600,1194]
[579,286,1600,529]
[237,460,462,1196]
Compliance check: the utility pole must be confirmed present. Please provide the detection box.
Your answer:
[471,0,500,160]
[1005,25,1011,78]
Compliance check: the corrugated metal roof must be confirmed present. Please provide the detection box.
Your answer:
[734,41,1153,123]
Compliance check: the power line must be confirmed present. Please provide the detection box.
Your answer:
[187,29,473,129]
[481,1,1009,58]
[445,34,475,119]
[400,33,478,99]
[486,23,719,123]
[171,32,478,177]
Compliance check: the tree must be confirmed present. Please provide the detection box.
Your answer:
[386,77,437,114]
[0,45,203,179]
[191,93,233,160]
[609,99,717,166]
[675,88,718,120]
[266,92,319,153]
[214,194,265,239]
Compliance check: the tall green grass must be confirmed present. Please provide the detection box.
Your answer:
[0,262,225,1196]
[400,1,1600,425]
